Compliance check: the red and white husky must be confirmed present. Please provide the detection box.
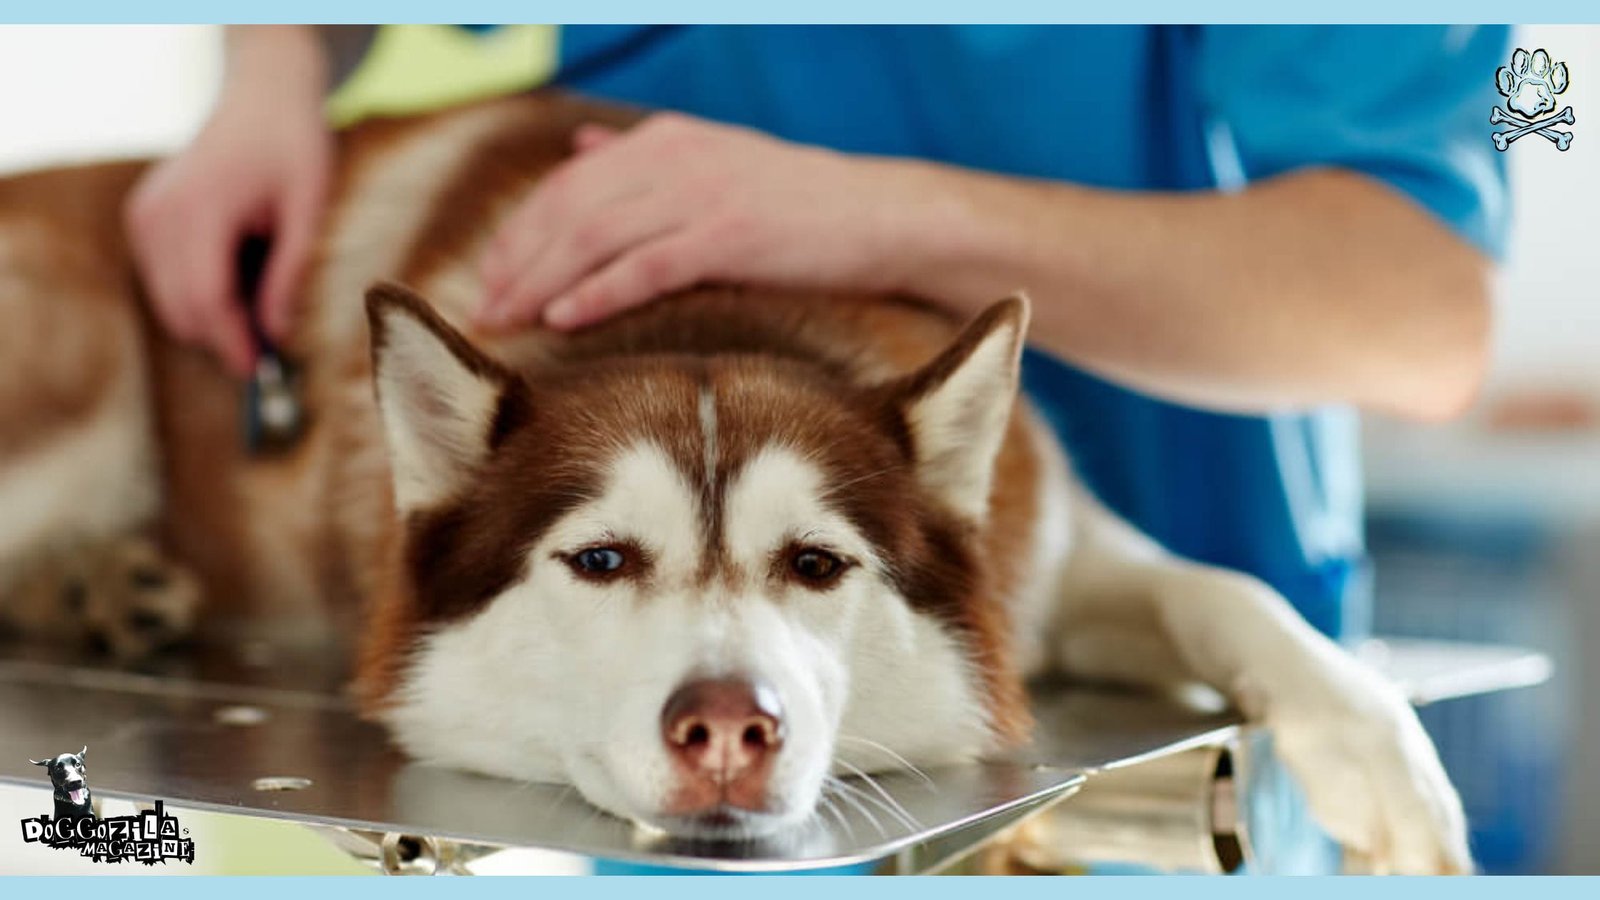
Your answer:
[0,94,1466,871]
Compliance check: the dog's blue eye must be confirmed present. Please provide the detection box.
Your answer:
[571,547,626,576]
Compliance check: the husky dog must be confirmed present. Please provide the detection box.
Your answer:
[0,94,1467,872]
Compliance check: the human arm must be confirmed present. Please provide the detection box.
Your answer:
[124,25,333,375]
[477,117,1491,421]
[890,160,1493,421]
[477,25,1507,421]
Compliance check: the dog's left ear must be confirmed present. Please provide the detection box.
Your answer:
[366,282,528,515]
[894,294,1029,523]
[29,758,48,766]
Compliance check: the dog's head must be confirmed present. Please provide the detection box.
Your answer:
[31,747,89,806]
[357,283,1029,838]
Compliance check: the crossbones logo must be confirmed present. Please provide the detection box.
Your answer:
[1493,48,1574,151]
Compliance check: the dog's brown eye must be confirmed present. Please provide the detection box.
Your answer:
[569,547,627,577]
[790,548,846,586]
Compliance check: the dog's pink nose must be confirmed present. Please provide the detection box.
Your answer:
[661,678,784,809]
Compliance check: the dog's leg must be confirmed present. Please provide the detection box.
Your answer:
[6,536,200,659]
[1050,486,1470,874]
[0,184,198,654]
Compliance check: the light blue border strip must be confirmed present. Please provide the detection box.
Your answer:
[3,3,1600,24]
[6,875,1600,892]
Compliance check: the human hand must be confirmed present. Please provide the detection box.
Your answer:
[477,113,941,331]
[125,26,332,376]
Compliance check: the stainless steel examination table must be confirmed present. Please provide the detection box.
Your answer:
[0,635,1550,874]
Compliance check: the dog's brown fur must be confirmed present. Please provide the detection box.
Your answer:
[0,93,1043,741]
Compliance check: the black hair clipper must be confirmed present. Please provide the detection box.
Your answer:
[239,235,306,454]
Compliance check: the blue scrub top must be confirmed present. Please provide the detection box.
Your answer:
[544,25,1511,638]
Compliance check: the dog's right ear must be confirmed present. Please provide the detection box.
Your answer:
[366,282,529,515]
[891,295,1029,524]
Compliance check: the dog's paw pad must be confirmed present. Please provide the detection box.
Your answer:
[59,578,89,613]
[127,607,170,633]
[90,540,200,659]
[128,564,172,592]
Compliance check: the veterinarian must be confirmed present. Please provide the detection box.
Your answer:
[126,24,1509,643]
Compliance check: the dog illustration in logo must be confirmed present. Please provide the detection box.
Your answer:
[29,747,93,819]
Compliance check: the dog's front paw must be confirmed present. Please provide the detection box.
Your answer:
[3,536,200,661]
[1264,660,1470,875]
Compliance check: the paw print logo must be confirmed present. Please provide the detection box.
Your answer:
[1492,48,1575,151]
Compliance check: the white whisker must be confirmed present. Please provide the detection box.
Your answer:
[833,759,923,831]
[831,778,918,833]
[824,776,887,837]
[817,792,855,840]
[836,734,936,789]
[816,464,901,502]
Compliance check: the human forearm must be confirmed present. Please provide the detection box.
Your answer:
[893,164,1492,420]
[471,113,1491,420]
[222,25,328,103]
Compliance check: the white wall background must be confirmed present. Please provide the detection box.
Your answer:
[1361,27,1600,517]
[0,25,219,175]
[1494,25,1600,392]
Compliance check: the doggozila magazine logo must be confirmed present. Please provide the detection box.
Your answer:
[17,746,196,866]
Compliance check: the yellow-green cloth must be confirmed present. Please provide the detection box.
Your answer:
[327,25,557,127]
